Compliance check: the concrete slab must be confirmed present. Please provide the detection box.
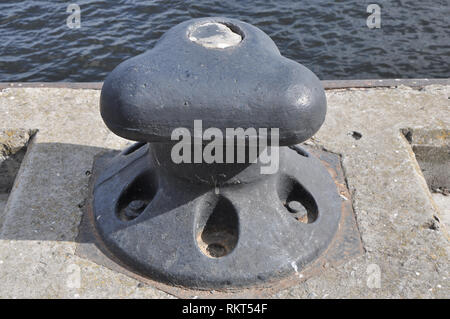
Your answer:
[0,84,448,298]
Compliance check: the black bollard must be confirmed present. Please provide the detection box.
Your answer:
[93,17,341,289]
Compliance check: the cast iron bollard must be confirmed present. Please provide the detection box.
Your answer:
[94,17,341,288]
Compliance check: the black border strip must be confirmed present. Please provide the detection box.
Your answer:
[0,299,446,317]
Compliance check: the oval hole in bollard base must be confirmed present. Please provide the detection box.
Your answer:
[92,17,341,289]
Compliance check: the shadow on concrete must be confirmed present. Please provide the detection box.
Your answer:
[0,142,233,245]
[0,142,116,243]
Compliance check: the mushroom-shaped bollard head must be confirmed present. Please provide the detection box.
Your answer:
[100,17,326,146]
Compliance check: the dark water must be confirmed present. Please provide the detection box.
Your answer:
[0,0,449,82]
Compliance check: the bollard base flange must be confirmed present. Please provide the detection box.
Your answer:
[81,143,347,290]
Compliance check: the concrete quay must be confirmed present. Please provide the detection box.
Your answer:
[0,80,448,298]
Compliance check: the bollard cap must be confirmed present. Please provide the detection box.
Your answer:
[100,17,326,146]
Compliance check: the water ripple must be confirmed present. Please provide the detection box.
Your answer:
[0,0,448,81]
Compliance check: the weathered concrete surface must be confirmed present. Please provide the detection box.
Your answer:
[0,85,448,298]
[0,88,172,298]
